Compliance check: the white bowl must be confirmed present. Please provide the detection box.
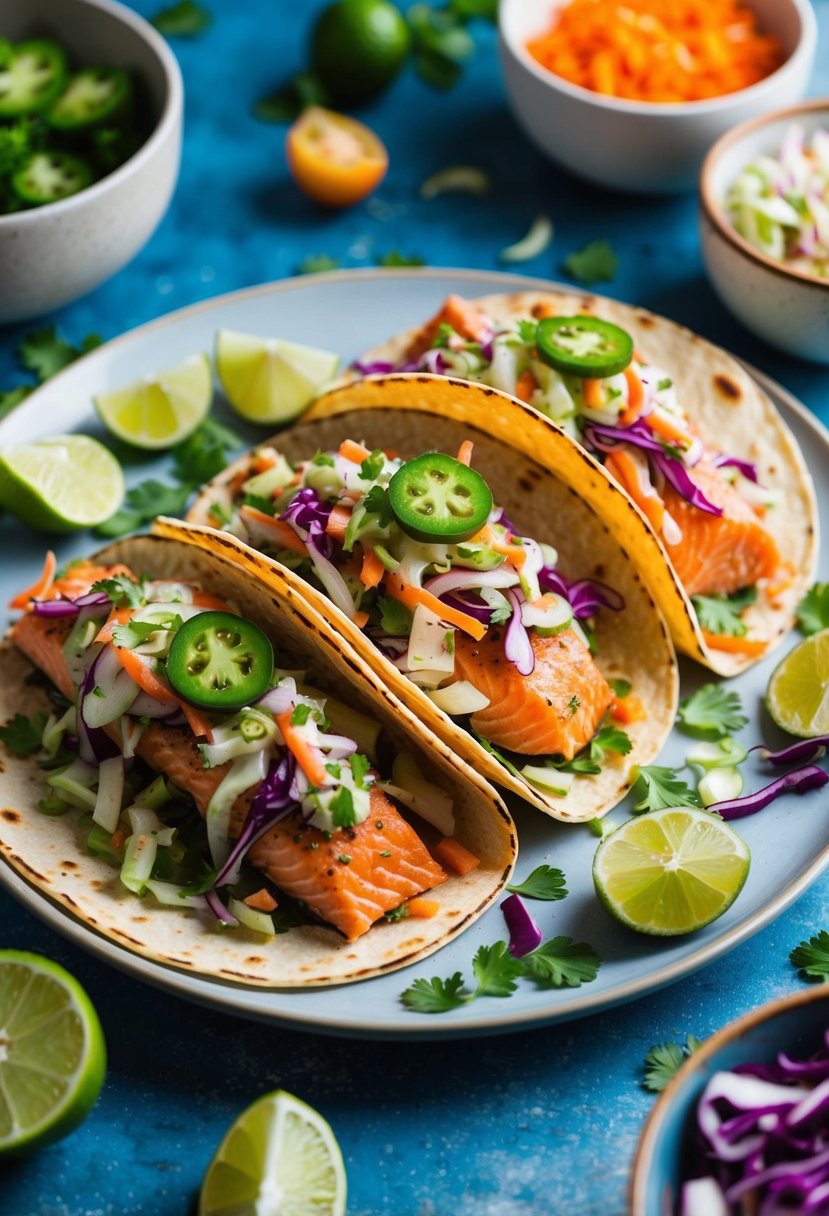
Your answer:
[0,0,183,323]
[700,99,829,364]
[498,0,816,195]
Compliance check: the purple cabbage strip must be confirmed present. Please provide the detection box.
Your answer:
[504,589,535,676]
[538,567,624,618]
[441,592,494,626]
[501,893,542,958]
[584,419,723,517]
[651,450,723,516]
[77,652,117,764]
[351,359,395,375]
[281,486,332,533]
[31,599,82,618]
[753,738,829,768]
[214,753,299,889]
[711,453,759,484]
[710,764,829,821]
[205,887,237,926]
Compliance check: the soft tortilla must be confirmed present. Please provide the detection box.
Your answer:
[357,291,819,676]
[181,387,679,821]
[0,534,516,988]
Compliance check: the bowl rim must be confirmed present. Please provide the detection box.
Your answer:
[498,0,816,119]
[629,983,829,1215]
[699,96,829,292]
[0,0,183,228]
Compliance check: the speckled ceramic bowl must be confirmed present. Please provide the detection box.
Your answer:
[629,986,829,1216]
[0,0,182,324]
[700,99,829,364]
[498,0,816,194]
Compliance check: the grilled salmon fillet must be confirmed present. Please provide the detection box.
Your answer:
[452,626,613,760]
[11,612,446,942]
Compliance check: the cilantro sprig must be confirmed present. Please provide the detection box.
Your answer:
[632,765,701,813]
[19,327,102,383]
[151,0,212,36]
[678,685,748,740]
[0,712,47,758]
[90,574,148,609]
[797,583,829,637]
[642,1036,702,1092]
[790,931,829,982]
[692,587,757,637]
[506,865,567,901]
[563,240,618,285]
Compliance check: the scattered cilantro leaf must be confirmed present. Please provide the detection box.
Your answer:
[0,385,30,422]
[18,327,102,382]
[377,595,412,636]
[506,865,567,901]
[678,684,748,739]
[291,704,312,726]
[432,323,458,349]
[554,755,602,775]
[172,417,244,485]
[797,583,829,637]
[472,941,525,998]
[297,253,341,276]
[790,930,829,982]
[112,616,181,649]
[692,587,757,637]
[385,904,410,922]
[589,725,632,764]
[517,319,538,345]
[330,786,356,829]
[471,731,524,780]
[563,239,618,285]
[609,678,631,699]
[521,937,601,988]
[487,598,511,626]
[253,73,328,124]
[151,0,212,36]
[632,765,701,813]
[643,1036,702,1093]
[90,573,146,609]
[376,251,426,268]
[401,971,468,1013]
[349,753,371,788]
[362,485,393,527]
[0,711,47,757]
[567,694,580,715]
[94,479,193,538]
[359,450,386,481]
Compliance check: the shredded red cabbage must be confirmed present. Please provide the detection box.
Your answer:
[504,589,535,675]
[214,754,299,889]
[205,887,237,926]
[440,592,496,625]
[711,765,829,821]
[351,359,395,375]
[31,590,110,619]
[754,738,829,768]
[280,487,333,540]
[711,453,759,484]
[539,567,625,618]
[651,450,723,516]
[78,652,118,764]
[584,419,723,516]
[501,893,542,957]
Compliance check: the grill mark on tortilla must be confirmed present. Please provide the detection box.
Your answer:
[2,809,19,823]
[713,374,742,401]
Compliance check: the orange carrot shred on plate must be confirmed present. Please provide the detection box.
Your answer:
[456,439,474,466]
[405,897,441,919]
[700,630,767,657]
[433,837,480,877]
[9,550,57,609]
[325,504,352,543]
[360,547,385,590]
[383,574,487,640]
[276,711,329,787]
[339,439,372,464]
[244,889,278,912]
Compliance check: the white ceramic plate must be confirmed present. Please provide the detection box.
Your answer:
[2,268,827,1040]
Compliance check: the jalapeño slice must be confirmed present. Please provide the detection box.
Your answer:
[166,611,274,711]
[0,39,67,118]
[536,316,634,379]
[388,452,493,544]
[12,150,93,205]
[46,67,132,131]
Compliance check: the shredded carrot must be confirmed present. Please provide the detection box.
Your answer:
[604,450,665,534]
[191,590,234,610]
[701,630,767,657]
[276,711,329,787]
[513,369,539,404]
[9,550,56,609]
[239,506,309,556]
[645,410,694,449]
[525,0,783,104]
[353,609,370,629]
[583,378,604,410]
[338,439,371,464]
[252,451,277,474]
[360,547,385,590]
[110,644,214,738]
[244,888,278,912]
[110,829,126,851]
[325,504,352,544]
[433,837,480,876]
[95,606,133,644]
[383,574,487,640]
[456,440,474,466]
[619,366,644,427]
[478,525,527,570]
[405,295,491,362]
[610,692,647,725]
[766,563,796,599]
[405,897,441,919]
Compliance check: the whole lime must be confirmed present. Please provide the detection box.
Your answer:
[311,0,410,106]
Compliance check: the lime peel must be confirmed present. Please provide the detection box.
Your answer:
[0,434,125,532]
[94,353,212,450]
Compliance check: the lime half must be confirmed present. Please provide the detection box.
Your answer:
[0,950,106,1154]
[199,1089,346,1216]
[767,630,829,738]
[0,434,125,532]
[216,329,340,425]
[94,353,212,449]
[593,807,750,936]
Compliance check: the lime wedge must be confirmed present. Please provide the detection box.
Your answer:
[0,950,106,1155]
[0,434,124,532]
[216,329,340,425]
[93,353,212,449]
[199,1089,346,1216]
[766,630,829,738]
[593,807,750,936]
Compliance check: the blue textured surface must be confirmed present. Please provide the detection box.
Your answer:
[2,1,829,1213]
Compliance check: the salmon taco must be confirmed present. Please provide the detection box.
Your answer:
[0,533,516,987]
[177,385,679,821]
[353,291,818,675]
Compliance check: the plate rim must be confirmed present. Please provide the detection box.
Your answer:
[2,267,829,1040]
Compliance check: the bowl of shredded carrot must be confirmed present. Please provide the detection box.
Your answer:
[498,0,817,194]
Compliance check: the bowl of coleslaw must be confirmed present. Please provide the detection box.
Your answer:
[630,985,829,1216]
[700,99,829,363]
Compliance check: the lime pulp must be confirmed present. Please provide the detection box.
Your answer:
[215,329,340,425]
[93,353,213,450]
[0,434,125,532]
[766,629,829,738]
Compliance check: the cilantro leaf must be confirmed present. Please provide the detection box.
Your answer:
[359,450,386,481]
[609,678,631,699]
[472,941,524,998]
[151,0,212,36]
[0,711,47,757]
[297,253,341,276]
[643,1035,702,1093]
[678,684,748,739]
[330,786,356,829]
[377,595,412,636]
[254,73,329,124]
[553,754,601,775]
[400,971,468,1013]
[0,385,30,422]
[589,725,632,764]
[632,765,701,813]
[692,587,757,637]
[563,240,618,285]
[506,865,567,901]
[385,904,410,922]
[790,930,829,982]
[291,704,312,726]
[487,598,512,626]
[362,485,393,527]
[797,583,829,637]
[521,937,601,988]
[90,573,146,609]
[376,251,426,268]
[171,418,243,486]
[94,479,193,538]
[349,753,372,788]
[18,327,102,382]
[111,616,181,649]
[517,319,538,345]
[470,731,524,780]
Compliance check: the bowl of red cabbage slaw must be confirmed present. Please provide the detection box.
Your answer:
[630,985,829,1215]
